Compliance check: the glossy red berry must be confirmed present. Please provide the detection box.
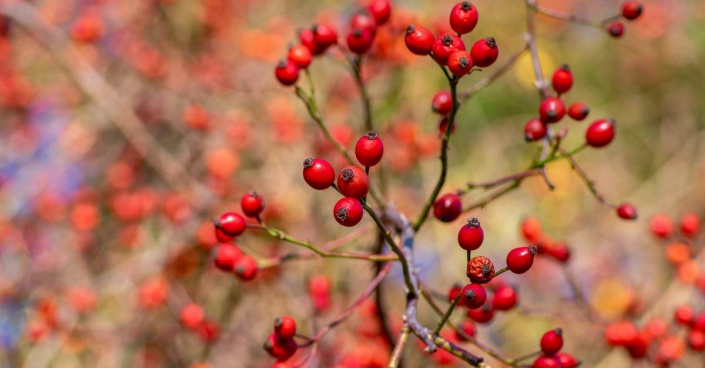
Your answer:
[585,119,615,148]
[312,24,337,49]
[214,244,243,271]
[355,131,384,167]
[492,284,518,311]
[303,157,336,190]
[532,356,561,368]
[506,245,538,274]
[458,217,484,251]
[470,37,498,67]
[274,316,297,339]
[337,166,370,199]
[215,227,234,243]
[607,22,625,38]
[567,102,590,121]
[432,34,466,65]
[432,90,453,115]
[650,214,673,238]
[433,193,462,222]
[460,283,487,309]
[350,11,377,36]
[263,333,298,361]
[288,44,312,69]
[524,118,547,142]
[216,212,246,237]
[538,97,566,123]
[234,255,258,281]
[541,328,564,355]
[447,50,474,76]
[467,256,495,284]
[552,65,573,94]
[367,0,391,25]
[449,2,479,35]
[347,28,374,54]
[334,197,364,227]
[241,191,265,218]
[616,202,638,220]
[680,213,700,238]
[299,28,323,55]
[404,25,435,55]
[275,60,299,86]
[466,300,494,324]
[622,2,643,20]
[555,352,580,368]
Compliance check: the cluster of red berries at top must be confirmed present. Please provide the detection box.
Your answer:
[274,0,391,86]
[606,1,644,39]
[211,191,265,281]
[263,316,299,364]
[303,131,384,227]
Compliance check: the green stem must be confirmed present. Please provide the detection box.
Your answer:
[434,292,461,334]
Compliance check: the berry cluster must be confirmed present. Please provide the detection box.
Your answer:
[264,317,299,363]
[606,1,644,38]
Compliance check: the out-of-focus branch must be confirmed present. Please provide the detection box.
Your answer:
[387,325,410,368]
[0,0,210,200]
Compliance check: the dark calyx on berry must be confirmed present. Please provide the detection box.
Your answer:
[364,131,378,139]
[341,168,354,182]
[461,1,472,10]
[442,35,453,46]
[336,208,349,221]
[303,157,314,168]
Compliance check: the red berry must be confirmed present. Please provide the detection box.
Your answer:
[688,330,705,352]
[214,244,242,271]
[313,24,337,49]
[532,356,561,368]
[470,37,498,67]
[274,316,297,339]
[541,329,564,355]
[622,2,643,20]
[303,157,336,190]
[447,50,474,76]
[337,166,370,199]
[548,242,570,263]
[607,22,625,38]
[350,11,377,36]
[333,197,364,227]
[460,283,487,309]
[241,191,265,218]
[432,34,466,65]
[367,0,391,25]
[650,214,673,238]
[506,246,538,274]
[275,60,299,86]
[555,352,580,368]
[524,118,547,142]
[355,131,384,167]
[585,119,615,148]
[538,97,566,124]
[458,217,484,251]
[449,1,479,35]
[492,284,517,311]
[180,303,205,329]
[347,28,374,55]
[466,300,494,323]
[604,320,639,347]
[552,65,573,94]
[675,305,693,326]
[217,212,246,237]
[616,202,638,220]
[404,25,435,55]
[680,213,700,238]
[432,90,453,115]
[448,283,462,303]
[433,194,462,222]
[299,28,323,55]
[466,256,495,284]
[234,255,258,281]
[288,44,312,69]
[263,333,298,361]
[567,102,590,121]
[215,227,234,243]
[455,319,477,341]
[438,117,456,136]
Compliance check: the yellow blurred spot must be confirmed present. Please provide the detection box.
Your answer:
[592,279,631,317]
[513,47,557,91]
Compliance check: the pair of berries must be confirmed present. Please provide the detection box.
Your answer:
[275,23,338,86]
[302,158,367,227]
[606,2,643,38]
[214,244,258,281]
[264,317,298,361]
[532,329,580,368]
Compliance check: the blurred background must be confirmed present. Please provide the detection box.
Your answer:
[0,0,703,367]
